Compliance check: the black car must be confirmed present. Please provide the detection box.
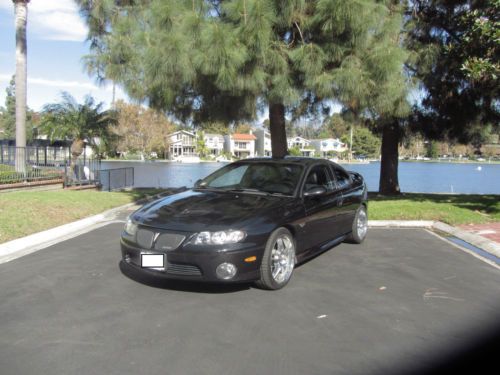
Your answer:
[120,157,368,290]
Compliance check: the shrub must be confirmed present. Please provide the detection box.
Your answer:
[0,168,63,185]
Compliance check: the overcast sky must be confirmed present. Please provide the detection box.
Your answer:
[0,0,127,112]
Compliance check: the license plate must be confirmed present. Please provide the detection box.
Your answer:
[141,254,164,268]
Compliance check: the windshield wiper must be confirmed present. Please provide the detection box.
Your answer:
[224,188,271,195]
[226,187,263,193]
[224,188,292,197]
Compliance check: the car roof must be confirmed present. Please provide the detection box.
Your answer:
[237,156,346,170]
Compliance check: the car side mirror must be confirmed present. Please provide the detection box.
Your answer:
[303,186,327,197]
[194,179,206,188]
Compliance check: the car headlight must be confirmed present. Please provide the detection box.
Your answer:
[124,218,138,236]
[190,230,246,245]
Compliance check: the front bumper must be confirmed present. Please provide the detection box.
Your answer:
[120,239,264,283]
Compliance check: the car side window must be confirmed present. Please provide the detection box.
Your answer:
[332,167,350,190]
[304,165,335,193]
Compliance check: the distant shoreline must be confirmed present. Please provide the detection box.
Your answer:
[101,158,500,165]
[399,159,500,165]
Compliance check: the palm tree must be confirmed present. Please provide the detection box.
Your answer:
[39,92,117,169]
[196,131,209,159]
[13,0,29,173]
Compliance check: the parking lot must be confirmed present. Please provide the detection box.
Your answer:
[1,224,499,375]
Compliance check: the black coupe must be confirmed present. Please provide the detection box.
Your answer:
[120,157,368,290]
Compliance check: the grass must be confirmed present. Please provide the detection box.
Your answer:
[368,193,500,225]
[0,190,498,244]
[0,188,166,243]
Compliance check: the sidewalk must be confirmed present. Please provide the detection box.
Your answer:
[458,223,500,244]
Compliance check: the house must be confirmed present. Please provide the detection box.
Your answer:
[254,128,272,157]
[310,138,347,158]
[203,133,225,157]
[287,136,315,157]
[224,133,256,159]
[168,130,197,159]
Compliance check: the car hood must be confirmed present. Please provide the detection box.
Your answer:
[131,189,292,232]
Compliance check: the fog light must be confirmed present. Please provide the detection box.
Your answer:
[124,254,131,263]
[216,262,237,280]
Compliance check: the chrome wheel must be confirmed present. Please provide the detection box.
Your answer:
[357,208,368,239]
[270,235,295,284]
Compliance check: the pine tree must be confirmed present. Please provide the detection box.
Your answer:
[0,76,36,141]
[0,76,16,139]
[407,0,499,147]
[78,0,410,192]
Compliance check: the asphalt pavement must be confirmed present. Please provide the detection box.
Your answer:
[1,225,499,375]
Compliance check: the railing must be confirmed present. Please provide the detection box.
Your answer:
[0,144,69,167]
[100,167,134,191]
[0,146,102,188]
[64,158,101,188]
[0,146,68,186]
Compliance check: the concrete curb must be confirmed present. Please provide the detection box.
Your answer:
[369,220,500,259]
[368,220,435,228]
[0,202,136,265]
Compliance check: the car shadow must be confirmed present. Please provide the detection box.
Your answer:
[119,261,251,294]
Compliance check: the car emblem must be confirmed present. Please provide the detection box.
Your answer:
[153,232,161,244]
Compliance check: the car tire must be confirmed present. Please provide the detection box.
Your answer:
[345,205,368,244]
[255,228,296,290]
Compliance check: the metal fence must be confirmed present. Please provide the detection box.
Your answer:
[64,158,101,188]
[0,146,134,190]
[0,146,102,188]
[0,146,68,186]
[100,168,134,191]
[0,145,69,167]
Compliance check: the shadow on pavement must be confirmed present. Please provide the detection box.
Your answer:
[118,261,251,294]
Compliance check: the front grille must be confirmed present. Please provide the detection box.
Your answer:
[166,262,202,276]
[154,233,186,251]
[136,229,155,249]
[136,228,186,251]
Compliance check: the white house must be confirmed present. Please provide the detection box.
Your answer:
[168,130,197,159]
[224,133,256,159]
[287,136,315,157]
[203,133,225,157]
[310,138,347,157]
[254,128,272,157]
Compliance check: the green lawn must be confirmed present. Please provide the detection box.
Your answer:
[368,193,500,225]
[0,189,166,243]
[0,190,498,244]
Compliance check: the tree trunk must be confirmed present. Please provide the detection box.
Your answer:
[268,102,288,158]
[71,139,85,161]
[379,122,401,195]
[69,138,85,180]
[14,0,29,173]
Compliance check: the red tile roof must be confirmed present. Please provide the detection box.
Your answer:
[232,133,256,141]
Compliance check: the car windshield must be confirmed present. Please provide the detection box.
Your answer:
[199,162,303,196]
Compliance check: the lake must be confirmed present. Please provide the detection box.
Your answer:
[100,160,500,194]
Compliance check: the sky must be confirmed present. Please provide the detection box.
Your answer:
[0,0,419,123]
[0,0,332,124]
[0,0,127,112]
